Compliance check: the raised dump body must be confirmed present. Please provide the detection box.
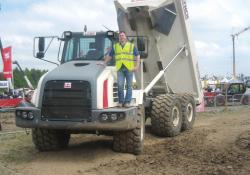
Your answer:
[114,0,203,103]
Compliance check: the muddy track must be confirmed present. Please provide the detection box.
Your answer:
[1,107,250,175]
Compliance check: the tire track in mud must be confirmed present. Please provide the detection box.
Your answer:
[2,107,250,175]
[87,128,250,175]
[236,131,250,151]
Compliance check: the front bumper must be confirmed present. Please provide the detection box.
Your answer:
[15,102,138,131]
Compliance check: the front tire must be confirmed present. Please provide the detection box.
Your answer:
[113,105,145,155]
[151,94,182,137]
[32,128,70,151]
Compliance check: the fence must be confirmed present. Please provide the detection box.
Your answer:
[204,94,250,107]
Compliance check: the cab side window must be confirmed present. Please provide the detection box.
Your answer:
[78,38,95,58]
[64,39,74,62]
[239,84,246,93]
[228,84,239,94]
[104,38,115,66]
[228,83,245,94]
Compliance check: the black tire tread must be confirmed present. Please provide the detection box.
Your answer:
[216,95,225,106]
[113,105,145,155]
[32,128,70,151]
[241,95,250,105]
[151,94,182,137]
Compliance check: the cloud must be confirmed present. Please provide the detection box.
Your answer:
[1,0,250,76]
[0,0,119,71]
[230,15,244,28]
[1,34,31,47]
[27,0,118,32]
[188,0,250,29]
[195,41,221,58]
[187,0,250,76]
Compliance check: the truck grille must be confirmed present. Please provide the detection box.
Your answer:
[41,80,91,121]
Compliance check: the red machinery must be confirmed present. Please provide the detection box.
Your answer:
[0,98,23,108]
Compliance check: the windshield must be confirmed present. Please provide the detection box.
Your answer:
[61,33,112,63]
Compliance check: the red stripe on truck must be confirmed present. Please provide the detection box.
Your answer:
[103,79,108,108]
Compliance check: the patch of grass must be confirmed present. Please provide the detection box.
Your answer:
[0,133,37,163]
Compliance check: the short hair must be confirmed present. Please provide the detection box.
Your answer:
[119,31,126,35]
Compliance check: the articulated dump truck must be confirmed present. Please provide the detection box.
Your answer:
[15,0,203,155]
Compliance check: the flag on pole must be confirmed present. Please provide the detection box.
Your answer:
[1,46,13,79]
[0,38,3,50]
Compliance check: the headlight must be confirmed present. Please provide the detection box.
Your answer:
[22,111,28,119]
[17,111,35,120]
[28,112,34,120]
[16,110,22,117]
[110,113,118,121]
[99,112,126,122]
[117,112,125,120]
[100,114,108,121]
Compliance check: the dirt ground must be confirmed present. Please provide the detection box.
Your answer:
[0,106,250,175]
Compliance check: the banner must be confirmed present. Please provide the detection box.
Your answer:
[0,81,9,88]
[1,46,13,79]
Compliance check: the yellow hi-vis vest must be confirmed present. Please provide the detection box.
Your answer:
[114,42,135,71]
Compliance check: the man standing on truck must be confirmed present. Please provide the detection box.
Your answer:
[100,31,140,107]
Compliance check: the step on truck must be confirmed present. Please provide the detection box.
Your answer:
[15,0,203,155]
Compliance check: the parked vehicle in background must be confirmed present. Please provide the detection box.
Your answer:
[222,80,249,105]
[204,80,250,107]
[203,83,225,106]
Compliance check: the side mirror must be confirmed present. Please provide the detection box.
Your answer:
[106,31,119,41]
[137,37,148,59]
[137,37,145,51]
[38,37,45,52]
[36,37,45,59]
[127,36,148,58]
[33,36,59,62]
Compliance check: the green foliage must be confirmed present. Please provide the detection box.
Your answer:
[13,68,47,88]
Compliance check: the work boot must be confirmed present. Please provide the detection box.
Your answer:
[123,103,131,108]
[118,103,123,107]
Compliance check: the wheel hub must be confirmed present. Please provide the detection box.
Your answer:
[140,117,144,141]
[172,106,180,127]
[187,103,193,122]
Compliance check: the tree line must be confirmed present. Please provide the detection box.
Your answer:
[0,68,48,89]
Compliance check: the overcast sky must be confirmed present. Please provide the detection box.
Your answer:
[0,0,250,77]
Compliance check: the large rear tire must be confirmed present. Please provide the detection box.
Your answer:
[32,128,70,151]
[180,94,196,131]
[113,105,145,155]
[151,94,182,137]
